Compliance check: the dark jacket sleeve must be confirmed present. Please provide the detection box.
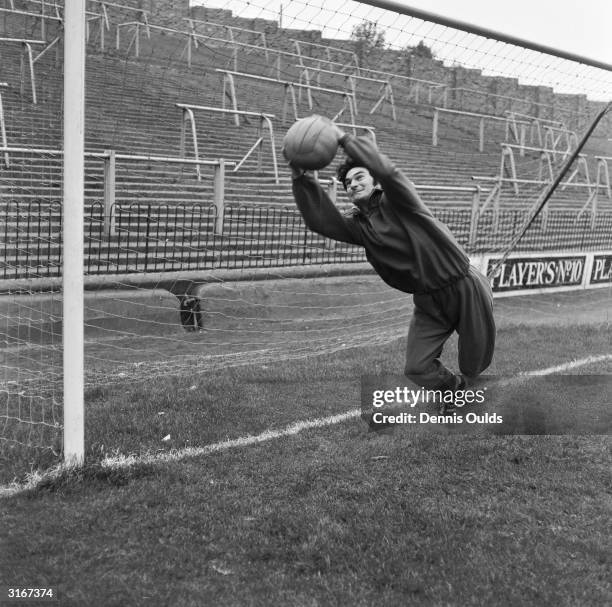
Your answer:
[340,134,433,217]
[292,172,363,245]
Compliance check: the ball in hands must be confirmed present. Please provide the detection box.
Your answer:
[282,115,341,170]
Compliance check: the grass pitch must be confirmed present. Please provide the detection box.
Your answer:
[2,306,611,605]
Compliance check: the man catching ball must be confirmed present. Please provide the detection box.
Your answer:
[286,123,495,407]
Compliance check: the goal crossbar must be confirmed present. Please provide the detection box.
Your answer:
[358,0,612,71]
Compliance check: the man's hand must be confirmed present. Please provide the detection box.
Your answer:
[330,122,346,145]
[282,146,307,179]
[289,163,307,179]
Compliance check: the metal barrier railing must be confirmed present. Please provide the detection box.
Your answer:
[5,7,595,128]
[432,106,532,152]
[291,38,359,73]
[185,17,269,60]
[108,12,599,127]
[0,146,234,236]
[0,5,62,39]
[295,64,396,120]
[0,83,8,168]
[1,202,610,280]
[215,68,357,125]
[176,104,279,184]
[578,156,612,225]
[0,37,45,103]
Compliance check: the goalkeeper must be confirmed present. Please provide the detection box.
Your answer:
[287,127,495,394]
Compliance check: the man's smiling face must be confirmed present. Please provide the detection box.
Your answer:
[344,166,376,206]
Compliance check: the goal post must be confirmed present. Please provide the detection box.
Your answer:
[0,0,610,482]
[62,0,85,465]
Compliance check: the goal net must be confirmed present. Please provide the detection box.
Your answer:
[0,0,610,480]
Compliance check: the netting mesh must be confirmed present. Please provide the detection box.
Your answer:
[0,0,610,469]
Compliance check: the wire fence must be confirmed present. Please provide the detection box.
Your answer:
[2,201,610,279]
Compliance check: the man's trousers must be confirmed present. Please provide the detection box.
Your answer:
[404,265,496,390]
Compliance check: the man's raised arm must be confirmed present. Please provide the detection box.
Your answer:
[291,165,362,244]
[339,133,431,216]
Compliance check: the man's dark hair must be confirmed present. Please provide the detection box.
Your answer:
[336,158,377,190]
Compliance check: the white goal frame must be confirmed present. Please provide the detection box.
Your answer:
[51,0,610,471]
[63,0,85,465]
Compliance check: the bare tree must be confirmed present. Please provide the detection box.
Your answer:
[351,20,386,68]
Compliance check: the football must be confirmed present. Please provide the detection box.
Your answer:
[282,115,339,170]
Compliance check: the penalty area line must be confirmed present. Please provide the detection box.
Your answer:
[1,353,610,498]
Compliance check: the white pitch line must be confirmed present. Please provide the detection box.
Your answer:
[523,353,612,375]
[102,410,362,468]
[1,353,610,498]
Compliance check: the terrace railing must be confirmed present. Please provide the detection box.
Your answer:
[176,104,279,184]
[103,13,595,128]
[185,17,269,61]
[578,156,612,226]
[0,4,62,39]
[216,68,357,125]
[0,83,8,168]
[542,124,579,156]
[447,86,584,128]
[0,37,45,103]
[504,111,566,150]
[335,122,376,140]
[3,201,610,281]
[473,166,605,233]
[0,146,234,236]
[291,38,359,73]
[296,65,396,120]
[353,66,449,107]
[432,107,532,152]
